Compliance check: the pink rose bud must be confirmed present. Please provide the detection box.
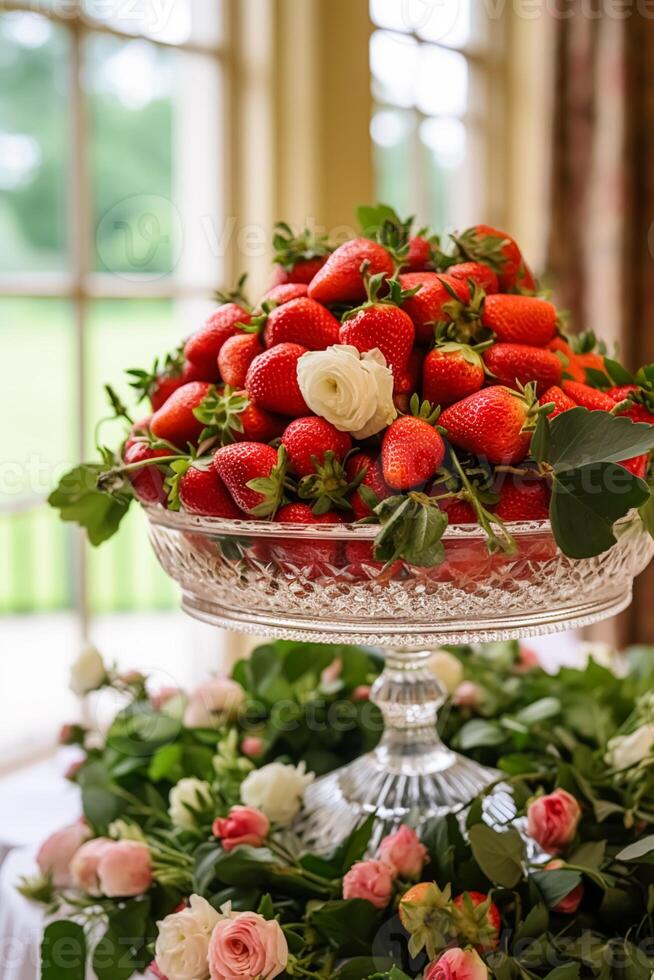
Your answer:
[545,859,584,914]
[241,736,264,759]
[342,859,394,909]
[208,909,288,980]
[454,681,482,709]
[96,840,153,897]
[58,723,75,745]
[378,825,428,879]
[425,947,489,980]
[151,686,182,711]
[70,838,114,895]
[212,806,270,852]
[352,685,371,701]
[517,645,539,672]
[320,658,343,686]
[37,819,92,888]
[527,788,581,855]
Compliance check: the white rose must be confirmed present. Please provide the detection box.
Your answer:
[240,761,314,825]
[297,344,397,439]
[70,647,107,696]
[155,894,219,980]
[606,724,654,770]
[168,778,213,831]
[183,677,245,729]
[429,651,464,695]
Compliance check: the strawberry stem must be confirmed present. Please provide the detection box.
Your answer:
[450,449,516,555]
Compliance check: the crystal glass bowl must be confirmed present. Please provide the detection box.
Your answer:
[143,507,654,648]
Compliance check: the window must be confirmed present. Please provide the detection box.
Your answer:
[369,0,504,231]
[0,0,227,762]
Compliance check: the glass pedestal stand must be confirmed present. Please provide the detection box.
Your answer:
[144,507,654,850]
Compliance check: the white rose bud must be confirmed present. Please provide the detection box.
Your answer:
[297,344,397,439]
[155,894,219,980]
[69,647,107,697]
[168,778,213,831]
[240,761,314,826]
[429,651,464,695]
[606,723,654,770]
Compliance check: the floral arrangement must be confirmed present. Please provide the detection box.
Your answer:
[49,204,654,570]
[25,640,654,979]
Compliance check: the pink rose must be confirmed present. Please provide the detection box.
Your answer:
[97,840,153,897]
[527,789,581,854]
[342,859,394,909]
[37,819,92,888]
[378,826,427,879]
[320,658,342,686]
[352,685,371,701]
[454,682,482,709]
[151,686,183,711]
[545,860,584,914]
[517,645,539,672]
[425,947,489,980]
[241,736,264,759]
[212,806,270,852]
[70,839,152,896]
[70,837,113,894]
[208,909,288,980]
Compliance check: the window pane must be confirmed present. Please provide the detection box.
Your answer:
[86,33,223,287]
[81,0,222,46]
[0,12,70,274]
[84,298,216,613]
[416,0,471,49]
[371,107,417,217]
[420,118,483,231]
[370,30,418,109]
[416,44,468,117]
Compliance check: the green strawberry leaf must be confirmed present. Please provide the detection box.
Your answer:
[549,463,649,559]
[534,407,654,471]
[48,464,132,546]
[373,496,447,567]
[639,489,654,539]
[604,357,634,387]
[357,203,404,238]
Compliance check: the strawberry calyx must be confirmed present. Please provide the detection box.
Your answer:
[452,892,500,952]
[433,340,491,368]
[214,273,251,309]
[451,227,510,276]
[192,386,250,450]
[342,268,421,322]
[246,445,293,518]
[448,449,515,555]
[298,451,366,514]
[408,393,441,427]
[272,222,333,271]
[436,278,488,345]
[127,344,185,403]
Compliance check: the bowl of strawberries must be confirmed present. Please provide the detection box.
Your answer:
[51,204,654,645]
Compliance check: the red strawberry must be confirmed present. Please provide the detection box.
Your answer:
[448,261,499,295]
[621,455,649,479]
[540,385,577,418]
[271,222,332,285]
[394,349,425,410]
[281,417,351,477]
[346,452,391,518]
[441,499,477,524]
[575,351,609,381]
[236,400,286,443]
[453,891,501,953]
[308,238,394,305]
[548,337,586,383]
[339,282,415,385]
[263,297,340,350]
[482,295,557,347]
[123,441,170,504]
[218,333,263,389]
[399,272,470,344]
[492,478,551,521]
[381,417,446,490]
[150,381,213,448]
[184,304,251,377]
[213,443,288,516]
[607,385,654,424]
[344,539,404,580]
[562,381,616,412]
[179,464,245,518]
[245,343,309,417]
[483,343,563,396]
[439,386,537,465]
[260,282,309,306]
[128,352,205,411]
[423,343,485,406]
[453,224,525,291]
[272,503,344,570]
[404,235,433,272]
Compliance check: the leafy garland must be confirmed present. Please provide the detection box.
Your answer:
[22,641,654,980]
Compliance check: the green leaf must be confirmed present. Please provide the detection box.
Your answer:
[373,497,447,567]
[515,904,549,941]
[332,957,395,979]
[468,824,524,888]
[531,868,582,908]
[147,742,183,783]
[615,835,654,862]
[531,412,551,461]
[535,407,654,471]
[550,463,649,558]
[48,463,132,546]
[457,719,505,750]
[308,899,379,955]
[640,490,654,538]
[514,697,561,726]
[339,814,375,873]
[357,203,402,238]
[41,921,86,980]
[604,358,634,387]
[92,900,151,980]
[77,762,124,829]
[544,966,580,980]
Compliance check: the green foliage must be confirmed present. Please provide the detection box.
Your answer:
[48,463,132,546]
[41,921,86,980]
